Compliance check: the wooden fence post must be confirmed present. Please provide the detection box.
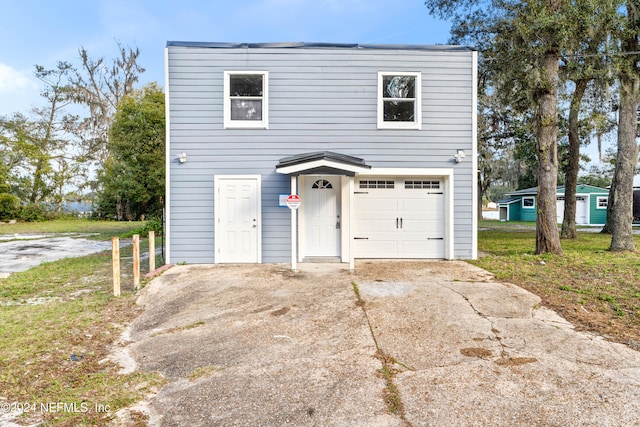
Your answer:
[112,237,120,296]
[148,231,155,272]
[133,234,140,289]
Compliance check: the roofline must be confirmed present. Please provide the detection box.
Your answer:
[506,184,610,197]
[166,41,476,52]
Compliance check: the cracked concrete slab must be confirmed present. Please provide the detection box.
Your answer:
[0,234,112,278]
[115,261,640,426]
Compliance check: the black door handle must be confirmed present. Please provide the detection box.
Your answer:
[396,217,399,229]
[400,218,403,228]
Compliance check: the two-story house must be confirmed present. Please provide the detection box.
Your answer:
[164,42,477,268]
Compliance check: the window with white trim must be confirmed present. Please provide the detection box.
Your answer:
[522,197,535,208]
[224,71,268,128]
[377,72,421,129]
[596,196,608,209]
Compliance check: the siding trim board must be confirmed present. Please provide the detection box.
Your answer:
[166,42,477,265]
[166,41,475,52]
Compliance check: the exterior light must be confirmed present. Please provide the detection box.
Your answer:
[178,152,187,164]
[454,150,465,163]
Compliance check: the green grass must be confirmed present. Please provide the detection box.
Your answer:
[0,220,165,426]
[472,222,640,346]
[0,218,148,240]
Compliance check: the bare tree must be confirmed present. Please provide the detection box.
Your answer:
[70,42,145,163]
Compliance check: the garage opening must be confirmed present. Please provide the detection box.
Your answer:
[354,177,445,258]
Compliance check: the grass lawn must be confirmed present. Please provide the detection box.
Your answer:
[0,218,147,240]
[473,220,640,350]
[0,219,165,426]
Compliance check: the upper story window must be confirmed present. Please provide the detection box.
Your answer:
[224,71,269,129]
[378,72,421,130]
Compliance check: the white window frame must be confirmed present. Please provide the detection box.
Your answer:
[224,71,269,129]
[377,72,422,130]
[522,196,535,209]
[596,196,608,209]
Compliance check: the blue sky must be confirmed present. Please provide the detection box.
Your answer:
[0,0,452,117]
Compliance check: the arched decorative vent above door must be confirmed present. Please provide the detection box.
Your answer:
[312,179,333,189]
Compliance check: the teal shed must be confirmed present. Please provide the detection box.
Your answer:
[497,185,609,225]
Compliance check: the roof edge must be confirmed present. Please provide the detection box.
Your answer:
[166,41,476,52]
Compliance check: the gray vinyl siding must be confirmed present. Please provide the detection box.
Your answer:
[166,44,476,263]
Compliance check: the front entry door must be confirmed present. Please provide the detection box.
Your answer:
[304,176,341,257]
[216,176,260,263]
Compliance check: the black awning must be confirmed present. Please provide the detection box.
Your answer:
[276,151,371,176]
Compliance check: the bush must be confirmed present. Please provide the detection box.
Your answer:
[0,193,20,220]
[121,218,163,238]
[20,203,51,222]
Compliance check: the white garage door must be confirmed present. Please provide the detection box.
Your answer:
[354,177,445,258]
[556,195,588,224]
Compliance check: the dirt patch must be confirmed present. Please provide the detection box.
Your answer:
[511,279,640,352]
[270,306,291,316]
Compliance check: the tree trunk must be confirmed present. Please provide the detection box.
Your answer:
[561,78,588,239]
[535,51,563,255]
[601,176,615,234]
[478,171,484,221]
[609,79,638,251]
[607,0,639,251]
[29,158,46,204]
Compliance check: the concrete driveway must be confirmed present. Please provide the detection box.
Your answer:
[116,261,640,426]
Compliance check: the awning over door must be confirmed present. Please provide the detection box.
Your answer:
[276,151,371,176]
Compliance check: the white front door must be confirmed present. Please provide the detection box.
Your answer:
[215,176,260,263]
[304,176,341,257]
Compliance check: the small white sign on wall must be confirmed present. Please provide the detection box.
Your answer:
[279,194,289,207]
[286,194,301,210]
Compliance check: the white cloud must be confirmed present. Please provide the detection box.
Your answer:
[0,64,40,116]
[0,64,37,93]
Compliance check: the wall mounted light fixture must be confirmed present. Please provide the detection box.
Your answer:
[177,152,187,164]
[454,149,465,163]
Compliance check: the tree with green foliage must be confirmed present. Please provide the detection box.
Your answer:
[425,0,576,255]
[95,83,165,220]
[0,62,82,210]
[558,0,619,239]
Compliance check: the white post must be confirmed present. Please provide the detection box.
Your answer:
[349,176,355,271]
[133,234,140,289]
[291,175,297,271]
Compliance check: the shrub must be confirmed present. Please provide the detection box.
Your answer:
[20,203,50,222]
[121,218,163,238]
[0,193,20,220]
